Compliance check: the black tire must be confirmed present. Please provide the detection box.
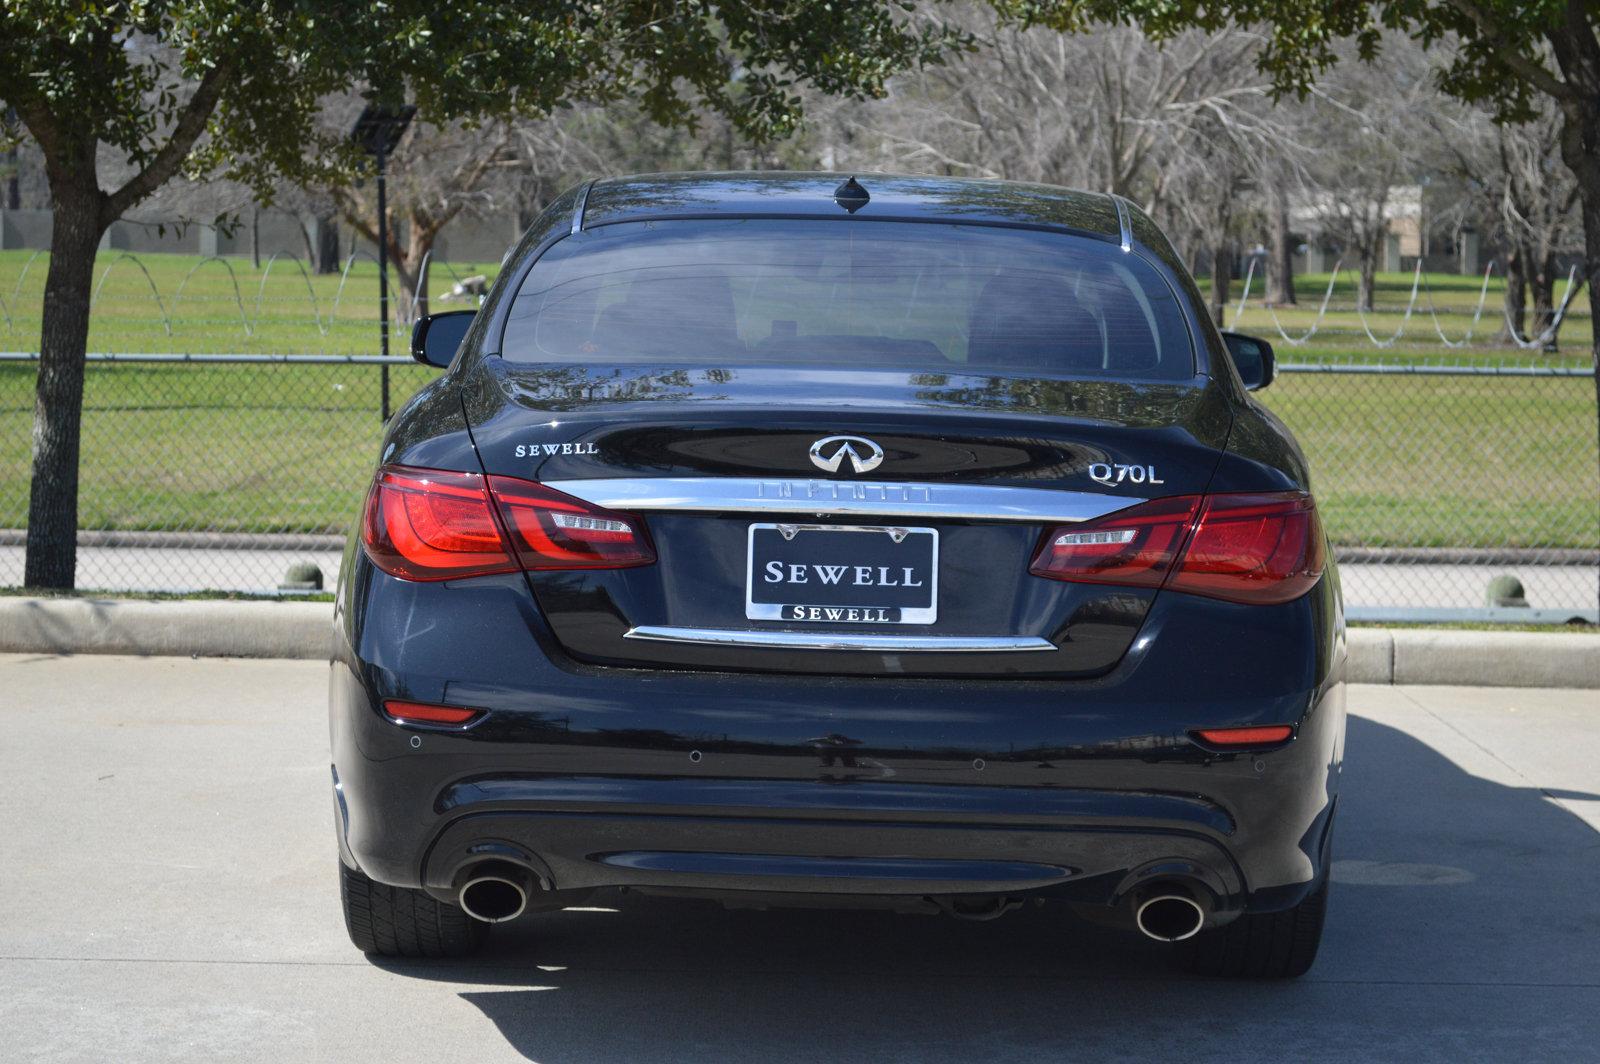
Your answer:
[1183,879,1328,979]
[339,861,488,958]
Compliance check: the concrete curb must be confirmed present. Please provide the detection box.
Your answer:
[0,598,1595,688]
[1345,628,1599,688]
[0,597,332,660]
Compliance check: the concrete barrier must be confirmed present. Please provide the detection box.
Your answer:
[0,597,332,660]
[1388,628,1600,689]
[1346,629,1394,684]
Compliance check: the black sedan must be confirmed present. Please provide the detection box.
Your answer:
[331,172,1344,978]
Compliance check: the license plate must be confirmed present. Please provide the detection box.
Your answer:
[746,524,938,624]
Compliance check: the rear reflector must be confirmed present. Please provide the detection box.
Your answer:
[361,464,653,580]
[1031,491,1324,605]
[382,700,482,726]
[1193,725,1294,747]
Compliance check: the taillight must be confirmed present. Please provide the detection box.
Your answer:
[1028,495,1201,589]
[361,464,653,580]
[1169,492,1324,605]
[1031,491,1323,606]
[362,467,515,580]
[488,478,655,570]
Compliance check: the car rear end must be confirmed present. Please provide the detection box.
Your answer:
[330,175,1345,976]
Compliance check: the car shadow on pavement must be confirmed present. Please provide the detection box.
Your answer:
[371,715,1600,1063]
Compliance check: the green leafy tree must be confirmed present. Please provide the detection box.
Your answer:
[0,0,957,589]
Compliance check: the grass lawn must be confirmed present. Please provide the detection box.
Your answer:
[0,249,503,356]
[1211,270,1594,368]
[1259,373,1596,549]
[0,359,437,534]
[1,254,1596,551]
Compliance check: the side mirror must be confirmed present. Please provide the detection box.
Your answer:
[410,311,475,369]
[1221,331,1276,391]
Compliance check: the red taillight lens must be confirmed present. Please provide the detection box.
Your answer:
[361,465,654,580]
[383,700,482,726]
[1193,725,1294,747]
[362,467,516,580]
[1031,491,1323,605]
[489,478,655,570]
[1169,493,1324,605]
[1028,495,1201,588]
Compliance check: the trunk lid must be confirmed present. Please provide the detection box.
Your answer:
[462,360,1233,677]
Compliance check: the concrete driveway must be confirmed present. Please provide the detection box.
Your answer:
[1,655,1597,1063]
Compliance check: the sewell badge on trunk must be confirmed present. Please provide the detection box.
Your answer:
[746,524,938,624]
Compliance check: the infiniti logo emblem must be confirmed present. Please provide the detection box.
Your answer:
[809,435,885,475]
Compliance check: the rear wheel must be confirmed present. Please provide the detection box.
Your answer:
[1183,880,1328,979]
[339,862,488,958]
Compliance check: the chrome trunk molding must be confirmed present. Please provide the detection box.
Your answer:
[541,477,1138,524]
[622,626,1058,653]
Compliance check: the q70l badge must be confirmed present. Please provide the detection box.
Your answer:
[1089,462,1164,486]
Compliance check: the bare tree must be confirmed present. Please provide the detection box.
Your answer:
[1494,113,1582,345]
[330,118,518,319]
[811,11,1328,305]
[1431,73,1583,348]
[1266,168,1297,305]
[823,12,1264,211]
[1295,49,1434,312]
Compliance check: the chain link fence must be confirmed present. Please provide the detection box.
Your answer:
[1260,363,1597,620]
[1,353,1596,619]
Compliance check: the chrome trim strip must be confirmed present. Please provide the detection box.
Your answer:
[542,477,1139,524]
[571,180,594,235]
[1111,195,1133,253]
[623,626,1057,653]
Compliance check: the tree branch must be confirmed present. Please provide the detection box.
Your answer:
[103,60,235,222]
[1442,0,1575,101]
[332,187,380,246]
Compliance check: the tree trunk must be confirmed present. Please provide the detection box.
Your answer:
[3,155,18,211]
[1357,243,1378,313]
[393,220,445,322]
[2,105,18,211]
[1209,243,1231,328]
[1568,160,1599,617]
[1500,244,1527,344]
[1267,177,1297,306]
[408,223,434,321]
[1550,69,1599,617]
[314,213,340,274]
[24,180,105,589]
[390,236,419,323]
[1529,249,1558,350]
[1544,11,1600,615]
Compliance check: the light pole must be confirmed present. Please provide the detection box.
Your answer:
[350,103,416,422]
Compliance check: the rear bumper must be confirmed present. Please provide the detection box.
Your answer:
[420,775,1247,905]
[330,567,1346,917]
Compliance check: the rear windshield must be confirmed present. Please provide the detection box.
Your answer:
[500,219,1194,380]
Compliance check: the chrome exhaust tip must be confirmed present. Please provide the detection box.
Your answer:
[1133,888,1207,942]
[457,861,533,923]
